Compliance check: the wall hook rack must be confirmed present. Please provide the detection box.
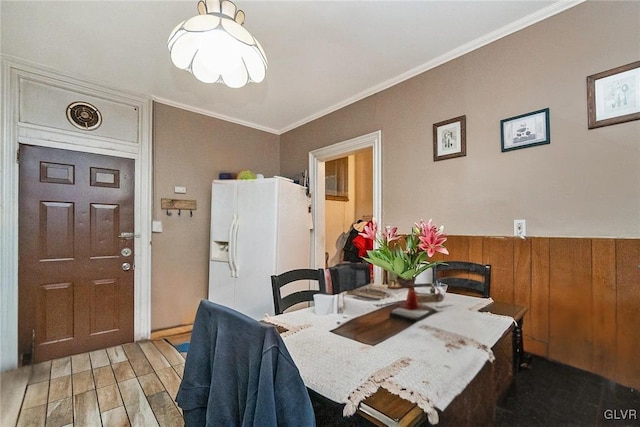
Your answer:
[161,198,197,217]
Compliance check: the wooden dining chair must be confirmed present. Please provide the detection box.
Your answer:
[434,262,532,370]
[271,268,326,315]
[433,261,491,298]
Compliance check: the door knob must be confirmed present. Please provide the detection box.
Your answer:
[122,263,132,271]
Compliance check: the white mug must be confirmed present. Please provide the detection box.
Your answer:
[313,294,338,315]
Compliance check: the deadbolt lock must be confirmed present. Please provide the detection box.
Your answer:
[121,247,132,257]
[122,263,132,271]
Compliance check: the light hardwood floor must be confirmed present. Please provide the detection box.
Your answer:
[1,339,189,427]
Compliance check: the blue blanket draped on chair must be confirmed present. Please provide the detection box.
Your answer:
[176,299,315,426]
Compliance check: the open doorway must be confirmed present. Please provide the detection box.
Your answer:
[324,150,372,268]
[309,131,383,284]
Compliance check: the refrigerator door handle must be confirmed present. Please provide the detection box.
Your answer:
[229,214,239,278]
[227,215,236,277]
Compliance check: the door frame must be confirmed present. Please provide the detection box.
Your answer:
[309,130,383,284]
[0,59,153,371]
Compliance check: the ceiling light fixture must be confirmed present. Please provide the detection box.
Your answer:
[168,0,267,88]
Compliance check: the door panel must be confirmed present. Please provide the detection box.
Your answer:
[38,282,74,344]
[19,144,135,363]
[39,201,75,260]
[89,279,120,333]
[90,203,120,258]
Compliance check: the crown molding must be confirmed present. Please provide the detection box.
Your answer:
[278,0,587,135]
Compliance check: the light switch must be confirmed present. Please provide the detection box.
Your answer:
[174,186,187,194]
[152,220,163,233]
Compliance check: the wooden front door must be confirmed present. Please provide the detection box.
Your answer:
[19,144,135,363]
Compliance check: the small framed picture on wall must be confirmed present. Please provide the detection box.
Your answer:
[501,108,550,152]
[587,61,640,129]
[433,115,466,161]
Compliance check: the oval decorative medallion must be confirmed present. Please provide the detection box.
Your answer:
[66,102,102,130]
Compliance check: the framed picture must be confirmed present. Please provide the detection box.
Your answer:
[587,61,640,129]
[433,115,466,161]
[501,108,550,152]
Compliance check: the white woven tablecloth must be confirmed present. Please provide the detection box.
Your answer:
[263,291,513,425]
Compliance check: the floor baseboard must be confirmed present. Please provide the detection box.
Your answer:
[150,324,193,340]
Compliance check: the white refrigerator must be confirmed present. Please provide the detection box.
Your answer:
[208,177,312,318]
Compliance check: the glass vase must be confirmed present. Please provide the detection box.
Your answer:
[396,277,418,310]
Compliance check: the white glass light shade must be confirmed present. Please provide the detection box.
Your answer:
[168,0,267,88]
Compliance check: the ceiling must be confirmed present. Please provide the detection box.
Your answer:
[1,1,583,135]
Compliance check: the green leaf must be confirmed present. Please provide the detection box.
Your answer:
[392,256,405,274]
[362,256,393,272]
[399,269,417,279]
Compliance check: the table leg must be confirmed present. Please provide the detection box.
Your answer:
[513,321,522,373]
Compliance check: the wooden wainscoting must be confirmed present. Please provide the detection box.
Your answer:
[432,236,640,390]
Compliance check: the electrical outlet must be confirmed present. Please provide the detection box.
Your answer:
[514,219,526,237]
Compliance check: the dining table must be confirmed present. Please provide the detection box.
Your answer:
[263,286,521,426]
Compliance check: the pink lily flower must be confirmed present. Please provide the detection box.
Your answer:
[383,225,400,243]
[416,219,437,235]
[418,219,449,257]
[358,219,378,241]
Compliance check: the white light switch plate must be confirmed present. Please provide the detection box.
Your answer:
[152,220,163,233]
[174,186,187,194]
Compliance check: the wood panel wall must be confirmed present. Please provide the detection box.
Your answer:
[434,236,640,390]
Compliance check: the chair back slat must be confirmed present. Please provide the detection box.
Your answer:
[434,261,491,298]
[271,268,326,314]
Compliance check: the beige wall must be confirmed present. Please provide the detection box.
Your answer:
[279,1,640,238]
[150,1,639,330]
[151,103,280,330]
[354,148,373,220]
